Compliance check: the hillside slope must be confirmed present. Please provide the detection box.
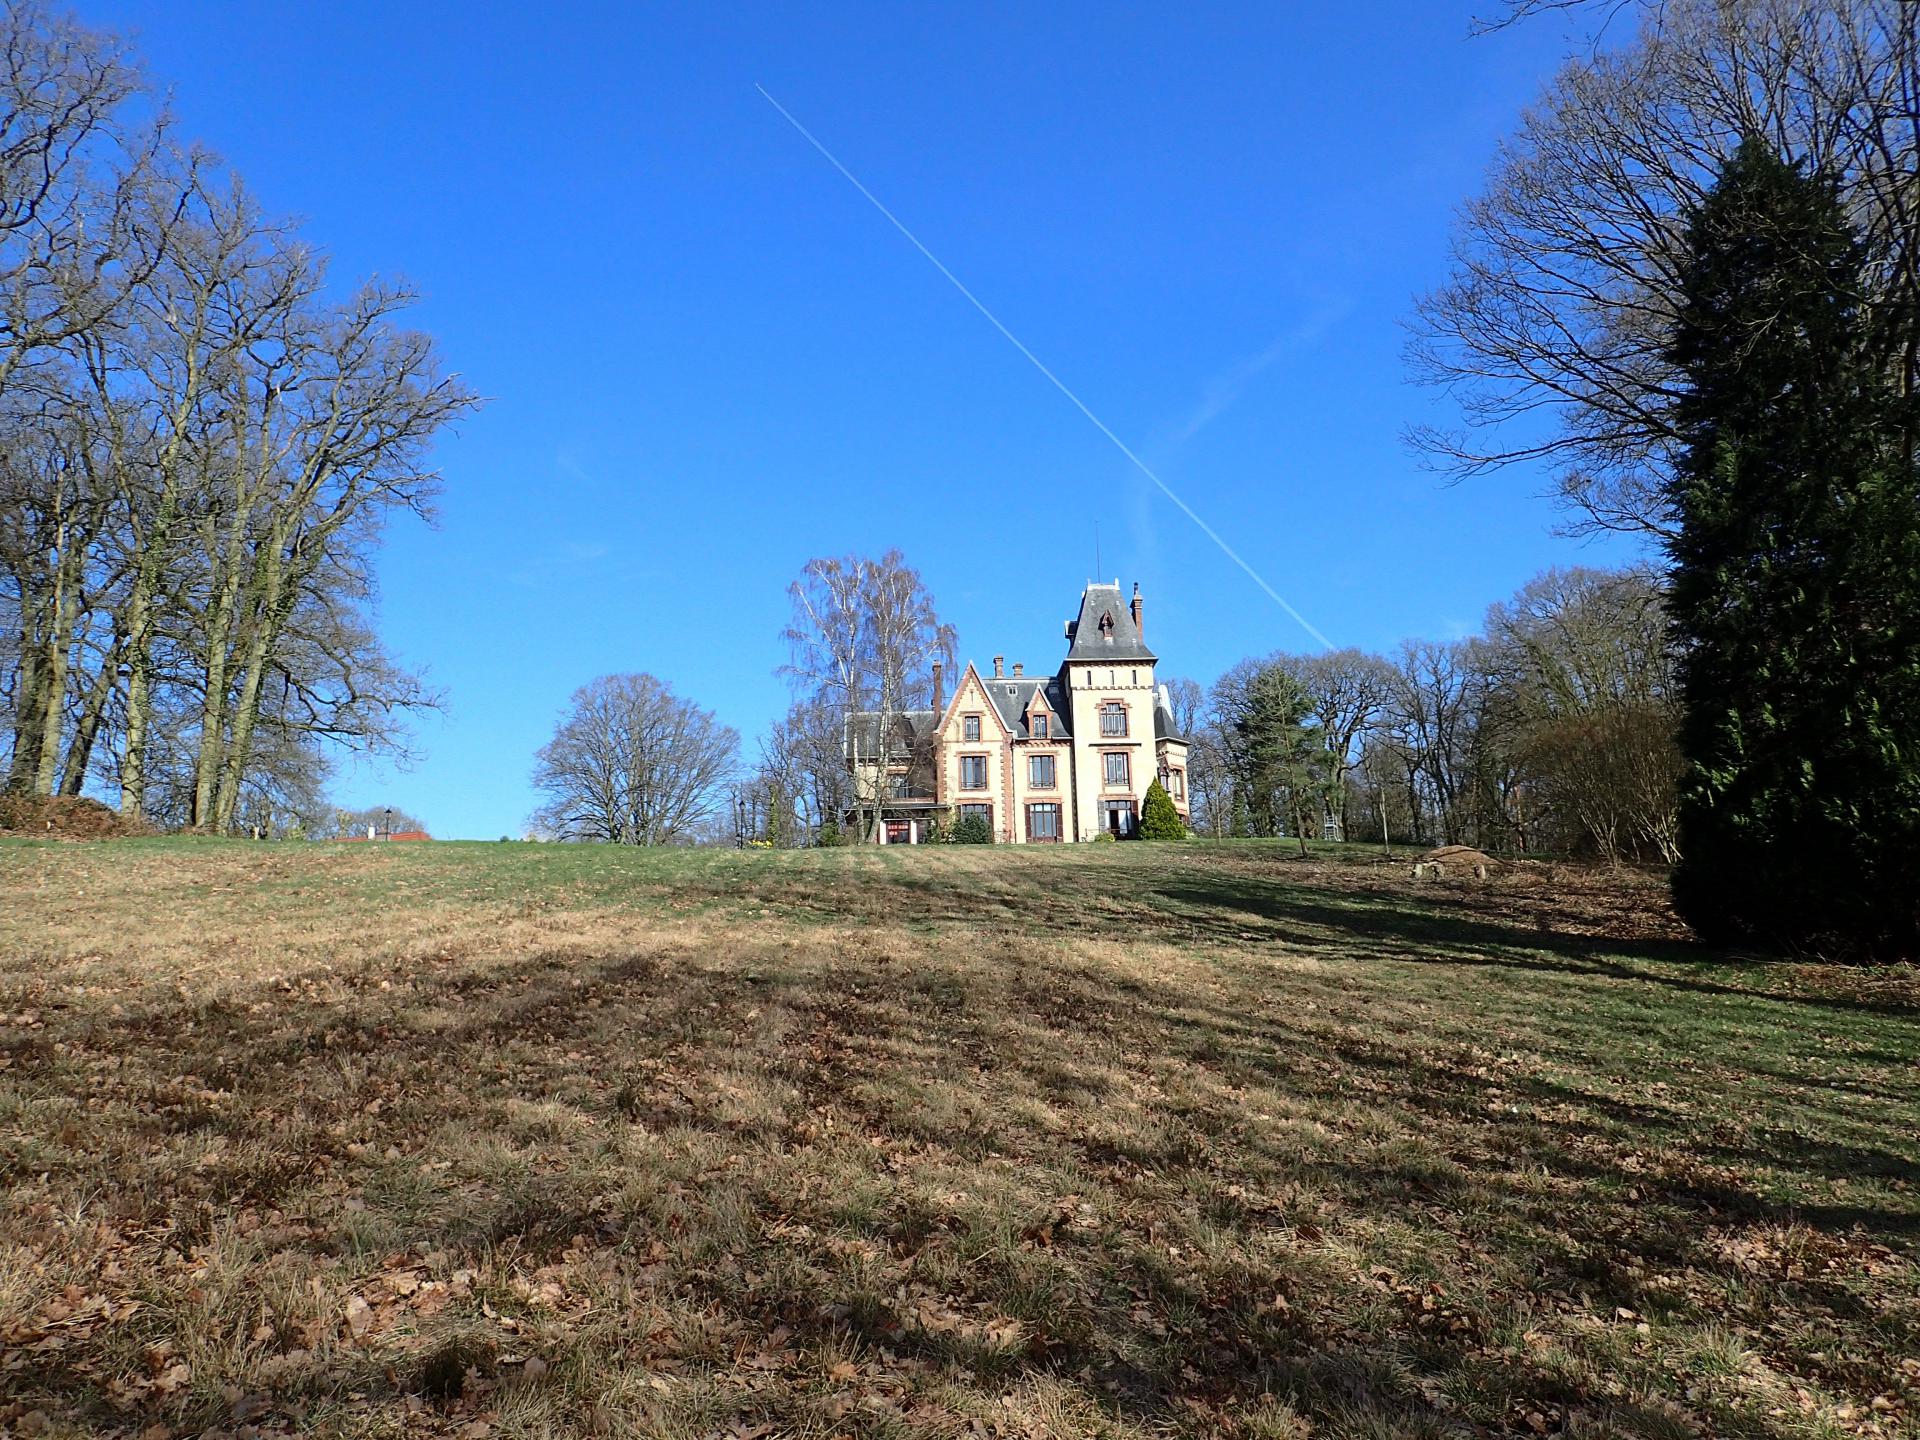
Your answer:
[1,839,1915,1438]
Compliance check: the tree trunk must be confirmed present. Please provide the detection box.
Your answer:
[31,572,74,796]
[59,635,119,795]
[211,531,300,832]
[6,641,46,791]
[190,511,249,828]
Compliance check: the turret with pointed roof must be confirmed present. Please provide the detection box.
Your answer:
[1063,581,1155,663]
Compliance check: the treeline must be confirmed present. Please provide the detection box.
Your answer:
[1182,565,1677,861]
[0,2,474,833]
[517,552,953,850]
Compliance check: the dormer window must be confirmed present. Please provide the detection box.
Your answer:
[1099,611,1115,638]
[1032,713,1048,739]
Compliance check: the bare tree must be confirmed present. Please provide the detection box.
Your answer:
[754,694,851,845]
[531,674,739,845]
[1381,640,1486,846]
[0,5,472,828]
[1410,0,1920,536]
[780,550,953,842]
[1482,566,1680,861]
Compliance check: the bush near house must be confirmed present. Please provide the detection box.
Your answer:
[948,814,992,844]
[1139,779,1185,839]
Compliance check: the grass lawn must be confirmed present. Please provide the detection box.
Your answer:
[1,837,1915,1439]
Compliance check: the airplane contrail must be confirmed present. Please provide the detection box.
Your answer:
[755,84,1335,652]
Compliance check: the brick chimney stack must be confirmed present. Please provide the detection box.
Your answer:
[931,662,944,713]
[993,655,1005,678]
[1130,582,1144,640]
[1012,662,1023,677]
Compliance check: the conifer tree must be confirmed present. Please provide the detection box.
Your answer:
[1139,779,1184,840]
[1665,139,1920,960]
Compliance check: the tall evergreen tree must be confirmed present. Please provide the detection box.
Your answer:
[1220,664,1323,850]
[1664,139,1920,960]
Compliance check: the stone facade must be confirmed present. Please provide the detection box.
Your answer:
[848,581,1190,844]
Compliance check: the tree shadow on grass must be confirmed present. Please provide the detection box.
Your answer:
[1150,876,1920,1019]
[7,856,1917,1438]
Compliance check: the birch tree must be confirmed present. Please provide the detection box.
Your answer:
[780,550,953,842]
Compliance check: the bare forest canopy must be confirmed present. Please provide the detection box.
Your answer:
[1410,0,1919,537]
[0,0,478,835]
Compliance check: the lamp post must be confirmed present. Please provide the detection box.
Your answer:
[383,806,392,841]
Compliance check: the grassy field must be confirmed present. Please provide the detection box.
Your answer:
[1,837,1915,1440]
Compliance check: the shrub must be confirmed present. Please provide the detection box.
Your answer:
[949,815,992,845]
[815,820,844,848]
[1139,780,1185,840]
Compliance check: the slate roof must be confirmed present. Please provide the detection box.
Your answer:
[1064,583,1155,663]
[976,673,1073,741]
[1154,693,1184,744]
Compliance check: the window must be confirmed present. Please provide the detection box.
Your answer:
[1026,803,1061,842]
[1032,713,1048,738]
[1099,703,1127,737]
[960,755,988,790]
[1028,753,1056,788]
[1131,669,1138,686]
[1101,800,1135,837]
[959,803,992,829]
[962,714,981,741]
[1170,768,1185,800]
[887,773,914,799]
[1103,751,1129,787]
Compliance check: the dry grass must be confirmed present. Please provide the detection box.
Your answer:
[1,837,1915,1439]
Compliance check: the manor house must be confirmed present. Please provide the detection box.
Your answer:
[847,581,1189,843]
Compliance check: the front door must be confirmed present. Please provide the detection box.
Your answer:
[1102,801,1133,837]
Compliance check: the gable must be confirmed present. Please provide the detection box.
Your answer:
[937,664,1013,742]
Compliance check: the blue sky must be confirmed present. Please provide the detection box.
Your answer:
[86,1,1636,839]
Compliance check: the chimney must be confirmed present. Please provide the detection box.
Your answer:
[1012,662,1024,677]
[993,655,1005,678]
[931,662,944,713]
[1130,582,1143,639]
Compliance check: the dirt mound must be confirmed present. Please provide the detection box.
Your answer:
[1418,845,1504,869]
[0,791,148,838]
[1411,844,1506,881]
